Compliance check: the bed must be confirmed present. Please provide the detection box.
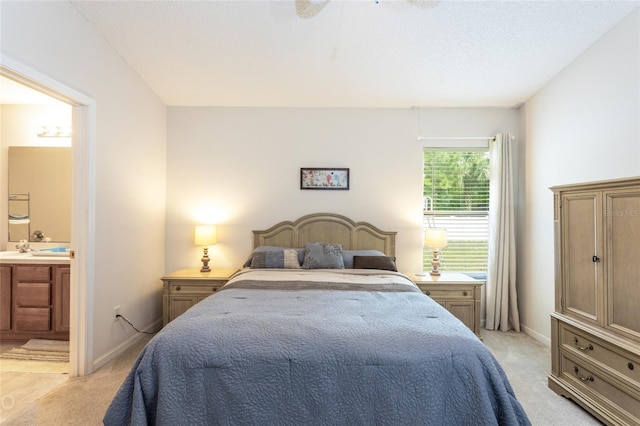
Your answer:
[104,213,531,425]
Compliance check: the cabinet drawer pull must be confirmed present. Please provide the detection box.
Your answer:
[425,291,430,295]
[592,255,599,263]
[463,291,468,296]
[212,287,216,292]
[175,286,181,291]
[574,366,594,382]
[629,362,635,371]
[573,337,593,352]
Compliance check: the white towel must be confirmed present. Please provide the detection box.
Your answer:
[9,219,30,224]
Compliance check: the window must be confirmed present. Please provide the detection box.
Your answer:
[423,149,489,274]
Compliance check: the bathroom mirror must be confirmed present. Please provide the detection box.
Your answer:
[8,146,71,243]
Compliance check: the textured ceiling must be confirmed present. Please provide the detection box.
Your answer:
[61,1,639,108]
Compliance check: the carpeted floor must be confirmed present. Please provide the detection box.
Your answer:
[1,331,604,425]
[483,329,602,425]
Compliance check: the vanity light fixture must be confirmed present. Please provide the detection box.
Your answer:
[424,228,447,276]
[35,125,72,138]
[194,225,217,272]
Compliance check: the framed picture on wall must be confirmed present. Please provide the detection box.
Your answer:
[300,168,349,190]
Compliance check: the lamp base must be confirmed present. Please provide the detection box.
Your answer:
[200,247,211,272]
[430,249,441,276]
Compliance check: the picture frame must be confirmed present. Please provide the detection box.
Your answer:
[300,168,349,190]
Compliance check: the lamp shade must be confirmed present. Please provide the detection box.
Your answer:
[424,228,447,249]
[194,225,216,246]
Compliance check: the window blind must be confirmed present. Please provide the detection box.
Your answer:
[423,150,489,273]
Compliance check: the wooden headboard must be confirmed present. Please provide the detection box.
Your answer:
[253,213,397,257]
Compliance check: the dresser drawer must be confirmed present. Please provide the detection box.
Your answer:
[15,307,51,331]
[15,266,51,281]
[560,354,640,422]
[16,282,51,307]
[169,282,221,295]
[560,323,640,387]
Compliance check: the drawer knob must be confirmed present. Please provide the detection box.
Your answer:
[629,362,635,371]
[176,286,181,291]
[573,337,593,352]
[425,291,430,295]
[574,366,594,382]
[463,291,468,296]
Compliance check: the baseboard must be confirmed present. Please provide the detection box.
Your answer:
[520,323,551,347]
[92,318,161,372]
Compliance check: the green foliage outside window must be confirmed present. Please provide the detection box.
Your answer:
[423,151,490,212]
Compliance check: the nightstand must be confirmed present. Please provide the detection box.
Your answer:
[162,268,237,326]
[411,272,484,339]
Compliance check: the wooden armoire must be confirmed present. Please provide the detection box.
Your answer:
[549,177,640,425]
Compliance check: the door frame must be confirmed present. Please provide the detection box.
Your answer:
[1,54,96,376]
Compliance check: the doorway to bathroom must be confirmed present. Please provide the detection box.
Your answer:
[1,57,96,379]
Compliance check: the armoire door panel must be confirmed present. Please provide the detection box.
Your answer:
[606,191,640,339]
[562,193,601,323]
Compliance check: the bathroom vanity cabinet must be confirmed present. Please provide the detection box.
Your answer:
[0,262,70,340]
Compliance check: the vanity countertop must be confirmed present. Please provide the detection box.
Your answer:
[0,251,71,264]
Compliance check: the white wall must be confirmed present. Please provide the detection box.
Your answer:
[166,107,519,278]
[1,2,167,369]
[520,10,640,344]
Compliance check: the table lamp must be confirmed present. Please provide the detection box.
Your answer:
[194,225,216,272]
[424,228,447,276]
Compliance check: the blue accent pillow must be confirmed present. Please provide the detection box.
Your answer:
[250,249,302,269]
[302,242,345,269]
[243,246,305,267]
[342,250,386,268]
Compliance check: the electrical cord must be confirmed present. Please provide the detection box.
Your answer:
[115,314,161,335]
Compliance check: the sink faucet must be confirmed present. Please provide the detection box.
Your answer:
[15,240,30,253]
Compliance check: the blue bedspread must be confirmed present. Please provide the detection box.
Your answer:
[104,270,531,425]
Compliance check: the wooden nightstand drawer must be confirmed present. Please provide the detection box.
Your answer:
[169,282,223,295]
[419,288,474,299]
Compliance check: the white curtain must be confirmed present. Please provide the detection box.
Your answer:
[485,133,520,331]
